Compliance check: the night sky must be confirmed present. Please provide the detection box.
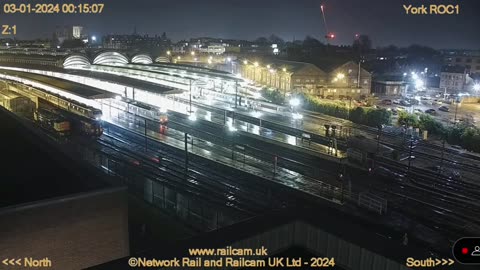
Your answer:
[5,0,480,49]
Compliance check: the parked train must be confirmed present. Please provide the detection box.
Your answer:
[34,108,71,136]
[107,97,168,133]
[35,106,103,138]
[0,90,35,118]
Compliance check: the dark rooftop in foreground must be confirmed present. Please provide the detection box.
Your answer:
[88,202,460,270]
[0,107,112,208]
[441,65,466,73]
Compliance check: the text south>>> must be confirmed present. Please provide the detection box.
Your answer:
[403,4,460,15]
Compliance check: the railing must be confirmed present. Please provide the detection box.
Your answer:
[358,191,388,215]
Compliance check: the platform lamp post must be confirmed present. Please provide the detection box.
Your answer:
[454,97,460,123]
[407,135,414,173]
[282,67,288,98]
[188,79,194,114]
[144,118,148,152]
[254,61,259,81]
[184,133,189,173]
[235,80,238,108]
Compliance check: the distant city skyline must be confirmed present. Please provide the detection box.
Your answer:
[3,0,479,49]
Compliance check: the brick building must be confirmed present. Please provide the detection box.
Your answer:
[439,65,467,94]
[237,59,371,98]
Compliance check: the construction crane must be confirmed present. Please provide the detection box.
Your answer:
[320,2,335,40]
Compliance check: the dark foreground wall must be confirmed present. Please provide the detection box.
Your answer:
[0,188,129,270]
[0,106,129,270]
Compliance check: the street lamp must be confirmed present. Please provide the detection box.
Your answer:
[473,84,480,92]
[188,114,197,121]
[191,51,195,56]
[289,98,300,107]
[166,51,171,56]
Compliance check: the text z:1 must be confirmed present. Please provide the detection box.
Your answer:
[2,25,17,35]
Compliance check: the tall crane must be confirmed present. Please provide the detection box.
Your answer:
[320,2,335,41]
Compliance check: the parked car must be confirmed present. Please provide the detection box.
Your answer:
[438,106,450,112]
[400,100,411,106]
[382,99,393,105]
[396,106,406,111]
[410,99,420,105]
[425,109,436,115]
[393,99,401,105]
[414,109,423,114]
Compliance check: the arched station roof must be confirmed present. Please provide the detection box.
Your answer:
[93,51,129,65]
[63,54,91,68]
[131,54,153,64]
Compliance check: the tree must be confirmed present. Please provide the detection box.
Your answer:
[303,35,323,48]
[268,34,284,45]
[255,37,269,44]
[261,88,284,104]
[61,39,85,48]
[366,108,391,127]
[460,127,479,151]
[349,107,366,124]
[418,114,445,135]
[446,124,465,146]
[353,35,372,54]
[397,111,418,127]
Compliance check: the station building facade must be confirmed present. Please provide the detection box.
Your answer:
[238,59,372,98]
